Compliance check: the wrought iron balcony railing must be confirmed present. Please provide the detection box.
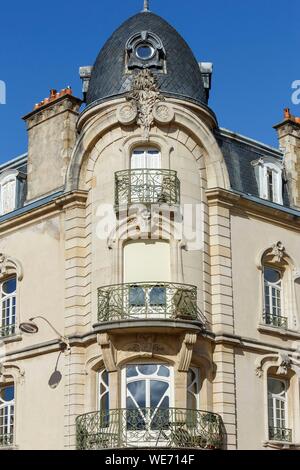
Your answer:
[263,313,288,329]
[0,433,14,448]
[269,426,292,442]
[76,408,224,450]
[98,282,206,324]
[0,323,16,338]
[115,169,180,206]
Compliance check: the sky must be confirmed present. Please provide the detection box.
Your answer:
[0,0,299,163]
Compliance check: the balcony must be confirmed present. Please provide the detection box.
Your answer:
[263,313,288,329]
[115,169,180,207]
[97,282,205,325]
[0,323,16,338]
[76,408,224,450]
[269,426,292,442]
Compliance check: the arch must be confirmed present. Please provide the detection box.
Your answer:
[256,242,300,331]
[0,254,23,282]
[65,98,230,193]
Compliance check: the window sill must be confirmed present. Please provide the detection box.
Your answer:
[0,444,18,451]
[263,440,300,450]
[0,333,23,345]
[258,324,300,339]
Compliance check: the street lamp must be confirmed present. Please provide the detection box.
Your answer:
[19,316,70,352]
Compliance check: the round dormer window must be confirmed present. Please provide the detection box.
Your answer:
[135,44,155,60]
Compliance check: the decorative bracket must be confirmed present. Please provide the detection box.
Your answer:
[178,333,197,372]
[97,333,117,372]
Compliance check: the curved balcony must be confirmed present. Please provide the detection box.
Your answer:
[98,282,206,325]
[76,408,224,450]
[115,169,180,207]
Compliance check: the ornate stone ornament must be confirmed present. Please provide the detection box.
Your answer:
[116,103,138,125]
[128,69,162,139]
[152,102,174,124]
[116,70,175,138]
[0,253,23,281]
[255,352,300,378]
[271,241,285,263]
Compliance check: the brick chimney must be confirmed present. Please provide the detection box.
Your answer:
[274,108,300,208]
[23,87,82,202]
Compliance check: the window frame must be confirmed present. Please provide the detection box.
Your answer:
[0,275,17,338]
[267,377,289,440]
[263,266,283,323]
[252,158,283,205]
[0,382,15,448]
[130,147,161,170]
[0,170,19,216]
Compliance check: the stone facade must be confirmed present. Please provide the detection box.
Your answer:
[0,9,300,452]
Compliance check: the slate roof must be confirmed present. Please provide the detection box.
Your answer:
[216,129,290,206]
[86,11,207,107]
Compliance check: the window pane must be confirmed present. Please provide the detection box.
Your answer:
[150,381,169,408]
[127,381,146,408]
[138,365,157,376]
[149,287,166,306]
[129,286,145,307]
[264,268,281,284]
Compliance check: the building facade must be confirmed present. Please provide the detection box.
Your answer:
[0,5,300,451]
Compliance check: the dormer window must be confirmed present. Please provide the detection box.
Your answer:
[0,171,18,216]
[125,31,166,73]
[252,157,283,205]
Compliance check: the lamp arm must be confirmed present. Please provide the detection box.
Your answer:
[30,316,69,344]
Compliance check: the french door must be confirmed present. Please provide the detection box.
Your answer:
[130,148,162,203]
[122,364,172,447]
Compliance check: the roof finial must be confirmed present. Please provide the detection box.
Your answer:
[143,0,150,12]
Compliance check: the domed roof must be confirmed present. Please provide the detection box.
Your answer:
[86,11,207,107]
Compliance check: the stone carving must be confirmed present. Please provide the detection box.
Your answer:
[127,69,163,140]
[97,333,117,372]
[178,333,197,372]
[125,334,168,357]
[255,352,300,378]
[0,363,25,384]
[153,102,174,124]
[0,254,23,281]
[271,241,285,263]
[116,70,175,137]
[277,353,292,375]
[116,103,137,125]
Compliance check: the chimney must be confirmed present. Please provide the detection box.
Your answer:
[23,87,82,202]
[274,108,300,208]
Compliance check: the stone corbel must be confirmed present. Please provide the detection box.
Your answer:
[0,363,25,384]
[178,333,197,372]
[97,333,117,372]
[0,254,23,281]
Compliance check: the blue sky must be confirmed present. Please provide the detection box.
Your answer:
[0,0,298,163]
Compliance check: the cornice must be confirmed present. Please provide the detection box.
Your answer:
[206,188,300,230]
[0,190,88,235]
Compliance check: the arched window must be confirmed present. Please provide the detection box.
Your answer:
[268,377,290,442]
[0,276,17,338]
[259,243,299,331]
[123,364,171,432]
[0,383,14,448]
[263,267,283,327]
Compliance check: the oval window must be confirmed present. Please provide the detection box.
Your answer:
[136,44,154,60]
